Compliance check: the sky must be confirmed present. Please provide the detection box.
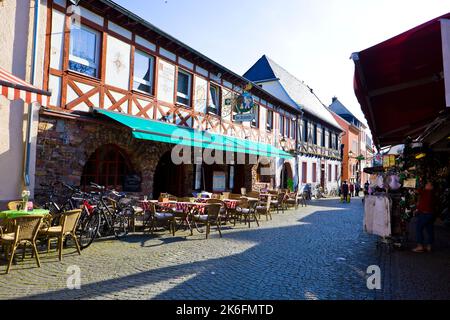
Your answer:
[114,0,450,132]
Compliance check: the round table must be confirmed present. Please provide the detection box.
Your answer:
[0,209,50,219]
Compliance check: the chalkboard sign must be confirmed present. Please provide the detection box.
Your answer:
[123,173,142,192]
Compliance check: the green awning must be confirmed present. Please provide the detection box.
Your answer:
[95,109,293,159]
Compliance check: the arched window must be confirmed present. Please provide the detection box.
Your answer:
[81,144,134,191]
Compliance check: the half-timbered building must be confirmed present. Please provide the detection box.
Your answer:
[36,0,300,198]
[244,55,343,192]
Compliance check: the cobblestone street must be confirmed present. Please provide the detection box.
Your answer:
[0,198,449,300]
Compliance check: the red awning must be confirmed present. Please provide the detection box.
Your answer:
[0,67,51,106]
[353,13,450,148]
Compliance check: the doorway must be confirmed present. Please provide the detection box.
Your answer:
[153,151,187,199]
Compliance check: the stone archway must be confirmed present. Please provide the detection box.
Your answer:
[35,117,173,197]
[280,161,293,189]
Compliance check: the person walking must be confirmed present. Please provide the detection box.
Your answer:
[341,181,349,203]
[364,181,370,195]
[355,182,360,197]
[412,181,436,253]
[349,183,354,197]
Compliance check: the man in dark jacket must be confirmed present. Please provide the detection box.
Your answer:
[342,181,349,203]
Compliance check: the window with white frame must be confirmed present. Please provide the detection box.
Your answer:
[285,118,290,137]
[133,50,154,94]
[266,109,273,131]
[290,120,296,139]
[279,116,284,135]
[303,119,308,142]
[208,84,220,115]
[69,24,101,78]
[177,70,192,106]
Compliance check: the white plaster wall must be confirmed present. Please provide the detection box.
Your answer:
[0,0,47,204]
[296,156,341,192]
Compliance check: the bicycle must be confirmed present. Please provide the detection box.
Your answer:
[76,183,132,250]
[38,181,85,226]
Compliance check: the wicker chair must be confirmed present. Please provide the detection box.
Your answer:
[228,193,243,200]
[7,201,23,211]
[246,191,260,199]
[221,192,231,200]
[206,199,229,224]
[147,203,176,236]
[271,193,287,214]
[285,191,299,209]
[192,203,222,239]
[39,209,82,261]
[0,215,43,274]
[257,195,272,221]
[236,198,260,228]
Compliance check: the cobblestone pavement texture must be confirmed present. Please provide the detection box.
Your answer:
[0,198,449,300]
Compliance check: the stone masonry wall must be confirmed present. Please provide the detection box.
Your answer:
[35,115,173,200]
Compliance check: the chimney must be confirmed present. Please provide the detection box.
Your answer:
[332,96,337,103]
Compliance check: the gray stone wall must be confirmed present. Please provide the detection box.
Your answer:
[35,115,173,200]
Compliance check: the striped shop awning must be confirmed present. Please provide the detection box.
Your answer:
[0,66,51,106]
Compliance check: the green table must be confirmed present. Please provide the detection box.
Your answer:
[0,209,50,220]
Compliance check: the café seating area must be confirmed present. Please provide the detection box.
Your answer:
[0,189,308,274]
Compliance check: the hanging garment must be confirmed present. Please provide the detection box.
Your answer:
[388,175,401,190]
[376,175,385,188]
[364,195,392,237]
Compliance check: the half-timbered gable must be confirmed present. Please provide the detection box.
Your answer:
[42,0,299,152]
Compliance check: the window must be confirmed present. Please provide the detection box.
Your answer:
[285,118,290,137]
[279,116,284,135]
[251,104,259,128]
[313,124,318,145]
[322,129,326,147]
[266,110,273,131]
[177,70,192,106]
[208,84,220,115]
[335,165,338,181]
[81,144,134,191]
[133,50,154,94]
[303,120,308,142]
[329,132,333,149]
[352,140,358,153]
[69,24,101,77]
[312,163,317,183]
[302,162,307,183]
[328,164,332,182]
[335,135,339,150]
[290,120,296,139]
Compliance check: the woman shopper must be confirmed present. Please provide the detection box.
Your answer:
[412,181,436,253]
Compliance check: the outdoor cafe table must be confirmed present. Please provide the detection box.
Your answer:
[0,209,50,220]
[0,209,51,233]
[161,202,210,235]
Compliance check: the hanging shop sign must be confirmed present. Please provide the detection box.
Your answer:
[382,155,396,168]
[234,92,255,122]
[373,153,383,167]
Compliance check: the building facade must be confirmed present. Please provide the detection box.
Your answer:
[244,55,343,193]
[0,0,48,208]
[330,97,374,186]
[33,0,302,200]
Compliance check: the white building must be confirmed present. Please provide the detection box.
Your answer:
[244,55,343,192]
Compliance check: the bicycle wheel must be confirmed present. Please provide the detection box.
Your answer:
[77,209,100,250]
[112,207,131,239]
